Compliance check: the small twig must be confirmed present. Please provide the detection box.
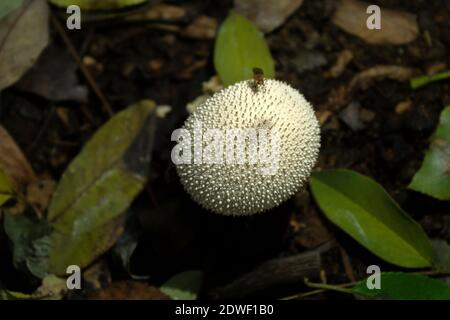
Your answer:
[338,245,357,282]
[50,13,114,117]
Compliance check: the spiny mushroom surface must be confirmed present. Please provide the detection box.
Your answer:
[175,79,320,216]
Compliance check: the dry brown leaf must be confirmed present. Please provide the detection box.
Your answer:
[126,3,186,21]
[0,0,49,90]
[26,179,56,213]
[0,126,36,189]
[234,0,304,33]
[88,281,169,300]
[332,0,418,45]
[349,65,418,91]
[182,15,218,39]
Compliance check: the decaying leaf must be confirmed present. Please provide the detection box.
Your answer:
[0,0,49,90]
[160,270,203,300]
[234,0,304,33]
[332,0,418,45]
[47,101,156,275]
[0,168,14,207]
[0,126,36,190]
[431,240,450,273]
[16,45,88,103]
[0,0,24,20]
[50,0,148,10]
[88,281,169,300]
[3,213,52,279]
[32,274,68,300]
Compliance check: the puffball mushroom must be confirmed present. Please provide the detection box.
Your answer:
[174,79,320,216]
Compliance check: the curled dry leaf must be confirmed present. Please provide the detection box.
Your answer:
[332,0,418,45]
[0,0,49,90]
[0,126,36,190]
[234,0,304,33]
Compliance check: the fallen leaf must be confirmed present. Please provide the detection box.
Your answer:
[125,3,185,22]
[0,126,36,190]
[0,168,14,207]
[332,0,418,45]
[160,270,203,300]
[182,15,218,40]
[16,45,88,103]
[47,101,156,275]
[408,106,450,200]
[339,102,365,131]
[26,179,56,213]
[0,0,24,20]
[292,49,327,74]
[83,260,112,291]
[3,213,52,279]
[431,240,450,272]
[32,274,67,300]
[50,0,148,10]
[234,0,304,33]
[0,0,49,90]
[88,281,169,300]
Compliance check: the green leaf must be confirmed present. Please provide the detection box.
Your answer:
[352,272,450,300]
[49,0,148,10]
[310,169,433,268]
[0,167,14,207]
[214,12,275,86]
[3,213,52,279]
[408,106,450,200]
[410,70,450,90]
[0,0,23,20]
[47,101,156,275]
[160,270,203,300]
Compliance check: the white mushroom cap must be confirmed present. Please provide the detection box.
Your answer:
[176,79,320,216]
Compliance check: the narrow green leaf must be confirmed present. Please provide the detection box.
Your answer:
[0,167,13,207]
[49,0,148,10]
[160,270,203,300]
[214,12,275,86]
[410,70,450,90]
[409,106,450,200]
[310,169,433,268]
[352,272,450,300]
[47,101,156,275]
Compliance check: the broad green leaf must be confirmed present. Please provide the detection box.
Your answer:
[0,0,23,20]
[352,272,450,300]
[49,0,148,10]
[47,101,156,275]
[3,214,52,279]
[0,167,13,207]
[409,106,450,200]
[214,12,275,86]
[410,70,450,90]
[310,169,433,268]
[160,270,203,300]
